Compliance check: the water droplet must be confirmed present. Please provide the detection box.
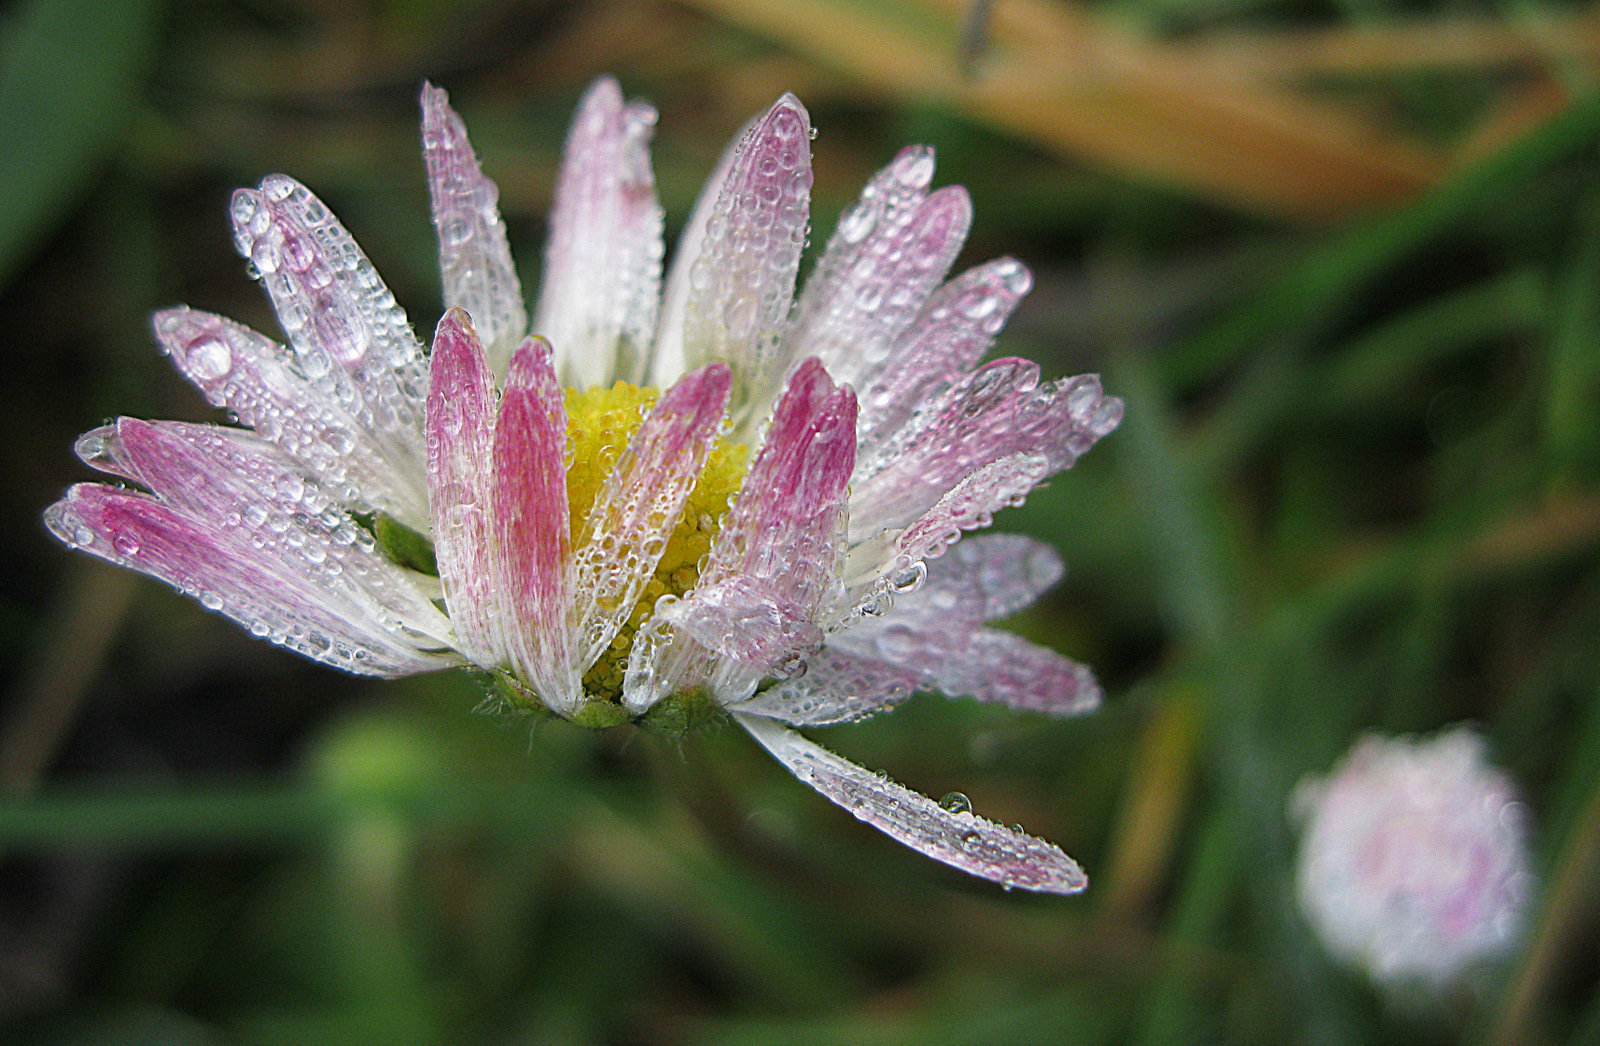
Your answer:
[112,533,139,556]
[998,260,1032,296]
[889,561,926,594]
[837,198,880,244]
[180,336,232,382]
[939,792,972,814]
[771,653,808,680]
[1065,376,1102,419]
[251,239,282,275]
[860,589,893,618]
[1088,397,1123,436]
[892,146,935,189]
[274,472,306,502]
[960,289,999,320]
[262,175,296,203]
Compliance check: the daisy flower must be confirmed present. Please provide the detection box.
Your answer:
[1293,727,1532,986]
[47,78,1121,893]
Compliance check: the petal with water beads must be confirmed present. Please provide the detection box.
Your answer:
[47,484,451,677]
[736,712,1088,894]
[702,358,855,620]
[854,257,1033,452]
[534,75,664,389]
[851,365,1122,540]
[625,359,855,710]
[229,175,431,528]
[426,308,502,666]
[421,84,527,376]
[681,94,813,422]
[732,647,918,726]
[154,307,411,527]
[571,360,731,669]
[788,147,970,387]
[75,418,454,647]
[493,337,579,713]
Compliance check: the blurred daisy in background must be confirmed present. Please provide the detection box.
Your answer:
[1293,727,1533,988]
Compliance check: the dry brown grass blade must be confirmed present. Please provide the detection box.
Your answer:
[1449,79,1575,166]
[1174,12,1600,79]
[678,0,1444,220]
[1100,687,1201,920]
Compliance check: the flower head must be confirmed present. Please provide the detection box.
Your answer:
[47,77,1121,893]
[1293,727,1532,986]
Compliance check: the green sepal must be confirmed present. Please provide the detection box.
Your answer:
[373,514,438,576]
[490,671,552,717]
[491,672,631,729]
[639,688,727,740]
[570,700,632,729]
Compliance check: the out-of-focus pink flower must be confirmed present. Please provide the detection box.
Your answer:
[1293,727,1532,986]
[47,78,1122,893]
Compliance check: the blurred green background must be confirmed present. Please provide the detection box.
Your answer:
[2,0,1599,1042]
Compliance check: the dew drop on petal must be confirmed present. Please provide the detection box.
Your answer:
[939,792,973,814]
[960,288,999,320]
[184,337,233,381]
[838,197,880,244]
[892,147,936,189]
[889,561,926,594]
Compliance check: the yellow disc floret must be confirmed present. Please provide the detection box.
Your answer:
[562,381,748,704]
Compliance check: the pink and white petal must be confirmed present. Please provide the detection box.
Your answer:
[840,453,1049,604]
[680,94,813,424]
[229,176,431,528]
[492,337,579,713]
[626,360,855,711]
[571,361,731,668]
[855,257,1034,452]
[632,577,824,711]
[731,647,917,726]
[652,112,747,389]
[918,533,1065,622]
[658,576,823,664]
[153,307,410,521]
[789,168,971,388]
[850,365,1123,540]
[735,712,1088,893]
[704,358,855,613]
[933,629,1102,717]
[854,356,1039,493]
[78,417,320,520]
[78,418,455,647]
[899,452,1051,564]
[833,616,1100,718]
[426,309,502,666]
[533,76,664,389]
[47,485,453,677]
[421,84,527,375]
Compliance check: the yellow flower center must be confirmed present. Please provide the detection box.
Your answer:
[563,381,748,704]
